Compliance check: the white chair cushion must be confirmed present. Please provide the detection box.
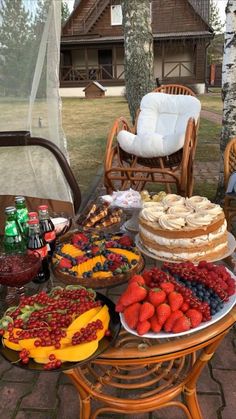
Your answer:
[117,92,201,158]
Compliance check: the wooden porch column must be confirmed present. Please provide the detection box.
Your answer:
[85,47,89,79]
[113,45,117,79]
[161,42,165,81]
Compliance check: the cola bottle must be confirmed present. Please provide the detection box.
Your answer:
[27,219,50,283]
[38,205,56,256]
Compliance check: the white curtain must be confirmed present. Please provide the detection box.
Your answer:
[0,0,72,203]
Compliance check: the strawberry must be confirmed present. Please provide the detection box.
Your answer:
[168,291,184,311]
[136,320,151,335]
[118,235,133,247]
[159,282,175,294]
[156,303,171,326]
[115,295,125,313]
[129,275,146,286]
[186,309,203,328]
[142,270,153,286]
[150,315,162,333]
[139,302,155,322]
[72,233,88,244]
[148,288,166,307]
[123,303,141,329]
[163,310,184,332]
[76,255,89,264]
[58,258,72,269]
[172,316,191,333]
[120,282,147,306]
[91,246,100,255]
[180,302,190,312]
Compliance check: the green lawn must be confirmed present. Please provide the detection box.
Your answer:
[198,93,223,114]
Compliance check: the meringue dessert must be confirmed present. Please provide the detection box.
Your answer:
[138,194,228,262]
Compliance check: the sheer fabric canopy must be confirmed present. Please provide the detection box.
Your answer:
[0,0,72,206]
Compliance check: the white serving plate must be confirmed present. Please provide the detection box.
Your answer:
[120,268,236,339]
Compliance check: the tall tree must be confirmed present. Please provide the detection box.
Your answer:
[62,1,70,24]
[216,0,236,202]
[0,0,32,96]
[209,0,224,33]
[208,0,225,64]
[121,0,155,124]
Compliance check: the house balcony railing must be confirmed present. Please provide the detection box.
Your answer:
[61,64,125,82]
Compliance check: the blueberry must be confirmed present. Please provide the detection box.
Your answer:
[93,267,98,272]
[211,309,216,315]
[185,281,191,287]
[82,272,87,278]
[96,262,102,267]
[87,271,92,277]
[131,259,137,265]
[61,267,68,272]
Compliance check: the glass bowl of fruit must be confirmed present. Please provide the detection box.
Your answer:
[0,253,41,288]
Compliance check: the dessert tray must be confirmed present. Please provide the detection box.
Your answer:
[52,231,144,289]
[76,202,124,233]
[135,232,236,264]
[0,290,121,372]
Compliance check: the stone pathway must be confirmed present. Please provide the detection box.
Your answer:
[0,109,235,419]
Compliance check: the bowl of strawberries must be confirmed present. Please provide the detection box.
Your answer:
[117,261,236,337]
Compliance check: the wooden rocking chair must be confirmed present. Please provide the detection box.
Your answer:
[104,84,199,197]
[224,137,236,230]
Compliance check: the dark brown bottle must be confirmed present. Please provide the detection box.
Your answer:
[27,219,50,283]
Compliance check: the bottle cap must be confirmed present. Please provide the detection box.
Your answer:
[15,196,25,204]
[5,206,17,215]
[28,211,38,218]
[28,219,39,225]
[38,205,48,211]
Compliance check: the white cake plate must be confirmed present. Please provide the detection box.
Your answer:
[135,232,236,264]
[120,272,236,338]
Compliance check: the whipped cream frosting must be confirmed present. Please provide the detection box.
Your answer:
[186,211,214,227]
[185,196,210,210]
[140,221,227,248]
[158,214,186,230]
[167,205,193,217]
[162,194,185,208]
[143,242,227,261]
[141,206,165,222]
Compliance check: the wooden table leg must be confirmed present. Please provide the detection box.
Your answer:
[65,369,91,419]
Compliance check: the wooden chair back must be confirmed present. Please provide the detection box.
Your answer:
[224,137,236,189]
[154,83,196,96]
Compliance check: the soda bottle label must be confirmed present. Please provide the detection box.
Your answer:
[5,223,21,237]
[45,231,56,242]
[28,246,48,259]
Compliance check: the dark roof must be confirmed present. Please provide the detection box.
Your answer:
[61,31,213,45]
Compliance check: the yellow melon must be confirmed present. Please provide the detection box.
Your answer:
[50,339,99,362]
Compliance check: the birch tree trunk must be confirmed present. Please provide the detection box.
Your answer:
[215,0,236,203]
[121,0,155,124]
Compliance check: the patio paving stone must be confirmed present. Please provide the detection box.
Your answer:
[57,384,80,419]
[212,370,236,419]
[20,372,60,410]
[15,411,55,419]
[0,382,32,418]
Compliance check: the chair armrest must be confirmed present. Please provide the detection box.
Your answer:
[104,117,134,169]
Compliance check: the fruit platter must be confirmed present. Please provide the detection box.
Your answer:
[0,286,120,371]
[116,261,236,338]
[52,231,144,288]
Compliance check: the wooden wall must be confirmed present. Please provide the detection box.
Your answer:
[63,0,209,37]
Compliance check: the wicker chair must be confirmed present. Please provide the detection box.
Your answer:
[224,137,236,230]
[104,84,199,197]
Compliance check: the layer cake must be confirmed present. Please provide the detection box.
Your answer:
[139,194,228,262]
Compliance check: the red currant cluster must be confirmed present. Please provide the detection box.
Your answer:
[19,348,30,364]
[71,319,103,345]
[43,354,62,370]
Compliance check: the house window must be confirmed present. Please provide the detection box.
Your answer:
[111,5,122,26]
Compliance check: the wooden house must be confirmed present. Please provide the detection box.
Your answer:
[60,0,213,95]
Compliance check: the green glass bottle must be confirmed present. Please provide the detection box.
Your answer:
[3,206,26,254]
[15,196,29,237]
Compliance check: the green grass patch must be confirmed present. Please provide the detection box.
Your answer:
[196,118,221,162]
[198,93,223,114]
